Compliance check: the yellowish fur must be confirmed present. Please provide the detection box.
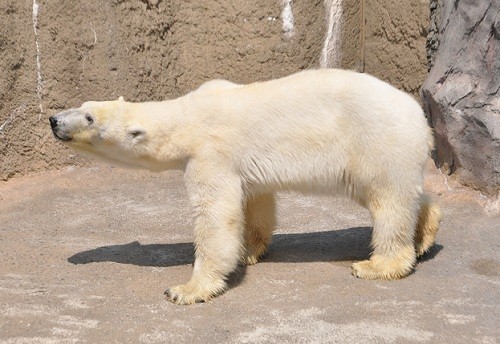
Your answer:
[244,193,276,266]
[415,194,442,257]
[50,69,441,304]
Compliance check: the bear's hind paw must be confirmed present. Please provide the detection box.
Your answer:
[351,257,414,280]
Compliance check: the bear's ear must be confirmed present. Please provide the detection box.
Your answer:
[127,125,146,142]
[118,96,125,102]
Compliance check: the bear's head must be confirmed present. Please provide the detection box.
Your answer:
[49,96,152,167]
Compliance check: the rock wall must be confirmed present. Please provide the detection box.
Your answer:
[0,0,430,180]
[363,0,429,95]
[422,0,499,195]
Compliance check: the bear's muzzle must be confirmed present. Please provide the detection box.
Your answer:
[49,113,73,141]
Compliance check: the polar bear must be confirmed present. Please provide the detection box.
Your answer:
[49,69,441,305]
[193,79,241,93]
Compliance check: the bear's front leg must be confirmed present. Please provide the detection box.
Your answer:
[164,162,245,305]
[244,193,276,265]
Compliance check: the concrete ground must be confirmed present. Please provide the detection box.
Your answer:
[0,163,498,344]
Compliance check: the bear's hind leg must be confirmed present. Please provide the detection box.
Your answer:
[352,195,418,280]
[244,193,276,265]
[414,193,442,257]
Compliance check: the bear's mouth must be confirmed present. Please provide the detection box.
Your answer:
[52,130,72,142]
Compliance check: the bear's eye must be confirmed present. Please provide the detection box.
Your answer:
[131,131,141,137]
[85,115,94,125]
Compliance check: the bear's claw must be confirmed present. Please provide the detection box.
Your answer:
[163,289,178,303]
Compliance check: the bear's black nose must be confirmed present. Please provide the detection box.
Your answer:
[49,116,58,129]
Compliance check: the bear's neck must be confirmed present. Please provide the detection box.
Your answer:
[127,99,195,170]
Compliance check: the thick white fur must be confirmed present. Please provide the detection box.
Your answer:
[53,69,441,304]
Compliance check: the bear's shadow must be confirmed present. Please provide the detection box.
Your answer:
[68,226,443,267]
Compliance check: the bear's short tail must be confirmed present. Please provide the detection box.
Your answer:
[414,193,442,257]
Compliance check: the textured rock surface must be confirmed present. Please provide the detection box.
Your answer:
[0,0,324,180]
[363,0,429,95]
[0,0,430,180]
[422,0,499,195]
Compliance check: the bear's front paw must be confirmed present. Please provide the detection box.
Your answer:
[164,279,227,305]
[244,242,268,266]
[244,254,260,266]
[164,285,208,305]
[415,242,430,258]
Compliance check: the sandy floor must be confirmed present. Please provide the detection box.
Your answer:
[0,163,498,343]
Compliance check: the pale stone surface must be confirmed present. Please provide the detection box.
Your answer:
[0,164,498,343]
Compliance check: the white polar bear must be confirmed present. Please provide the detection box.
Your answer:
[50,69,441,305]
[192,79,241,93]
